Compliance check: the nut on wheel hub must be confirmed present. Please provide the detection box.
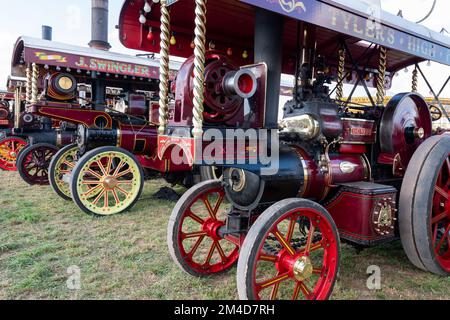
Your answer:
[293,256,314,281]
[103,176,118,189]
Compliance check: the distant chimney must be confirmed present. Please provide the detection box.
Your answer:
[89,0,111,50]
[42,25,53,41]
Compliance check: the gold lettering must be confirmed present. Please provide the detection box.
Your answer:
[387,29,395,45]
[342,13,352,30]
[353,17,363,34]
[365,21,375,38]
[408,36,417,51]
[421,41,429,55]
[330,8,338,26]
[375,27,385,41]
[90,59,97,69]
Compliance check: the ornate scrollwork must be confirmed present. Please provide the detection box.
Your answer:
[279,0,306,13]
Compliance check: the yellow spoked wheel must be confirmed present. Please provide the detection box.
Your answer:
[70,146,144,216]
[49,143,79,201]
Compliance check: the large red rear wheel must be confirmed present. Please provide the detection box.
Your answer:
[400,134,450,275]
[237,199,340,300]
[0,136,27,171]
[168,180,239,276]
[17,143,59,185]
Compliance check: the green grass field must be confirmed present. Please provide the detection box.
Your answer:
[0,170,449,300]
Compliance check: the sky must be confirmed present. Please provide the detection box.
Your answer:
[0,0,449,98]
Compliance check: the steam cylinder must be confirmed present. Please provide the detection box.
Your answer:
[77,122,157,155]
[224,145,370,210]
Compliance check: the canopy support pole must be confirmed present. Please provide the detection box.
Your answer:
[158,0,171,135]
[192,0,207,138]
[31,63,39,104]
[376,46,387,106]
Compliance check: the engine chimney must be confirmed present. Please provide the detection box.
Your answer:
[89,0,111,50]
[254,8,284,129]
[42,25,53,41]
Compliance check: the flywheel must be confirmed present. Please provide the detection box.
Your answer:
[380,93,432,168]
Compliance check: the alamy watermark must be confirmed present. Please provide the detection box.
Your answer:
[168,128,281,176]
[366,265,382,290]
[66,265,81,290]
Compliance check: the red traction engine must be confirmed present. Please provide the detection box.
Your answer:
[0,96,13,137]
[70,51,257,217]
[119,0,450,300]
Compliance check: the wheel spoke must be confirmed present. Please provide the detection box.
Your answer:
[258,272,290,290]
[202,197,216,220]
[104,190,109,208]
[112,189,120,205]
[187,235,205,258]
[312,268,323,275]
[299,281,312,300]
[435,186,449,200]
[82,184,103,197]
[304,221,316,256]
[183,231,208,239]
[115,168,132,179]
[292,282,301,300]
[63,160,75,168]
[115,186,129,197]
[212,193,224,217]
[86,168,103,180]
[212,241,225,262]
[96,160,108,176]
[82,180,102,185]
[106,156,113,175]
[117,180,133,185]
[187,211,205,225]
[112,160,125,176]
[433,225,439,244]
[204,242,216,266]
[309,241,324,253]
[286,217,297,243]
[270,282,280,300]
[432,211,448,225]
[92,189,106,205]
[435,225,450,253]
[273,229,296,256]
[259,254,277,263]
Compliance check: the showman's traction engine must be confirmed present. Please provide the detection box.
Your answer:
[118,0,450,301]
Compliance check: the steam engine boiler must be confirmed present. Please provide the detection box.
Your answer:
[215,59,430,246]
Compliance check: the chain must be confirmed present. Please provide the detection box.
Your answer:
[158,0,170,135]
[336,49,346,105]
[412,65,418,93]
[192,0,207,138]
[376,46,387,106]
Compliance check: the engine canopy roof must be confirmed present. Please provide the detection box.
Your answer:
[119,0,450,74]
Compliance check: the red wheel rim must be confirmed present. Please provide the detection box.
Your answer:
[0,137,27,171]
[177,186,239,275]
[21,146,58,185]
[431,154,450,272]
[252,208,339,300]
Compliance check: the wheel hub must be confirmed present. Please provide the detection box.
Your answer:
[103,176,118,189]
[9,151,16,158]
[293,256,314,281]
[277,249,315,282]
[203,218,224,241]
